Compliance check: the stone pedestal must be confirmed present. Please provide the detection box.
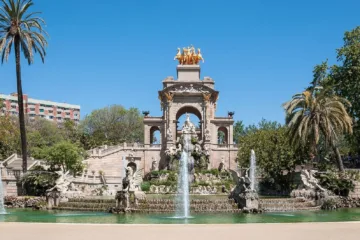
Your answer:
[115,190,130,212]
[177,65,200,81]
[236,191,259,211]
[46,190,60,209]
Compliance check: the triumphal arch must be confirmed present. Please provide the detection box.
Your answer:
[81,47,238,193]
[143,46,238,170]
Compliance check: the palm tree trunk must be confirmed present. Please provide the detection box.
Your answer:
[14,37,28,173]
[332,142,344,172]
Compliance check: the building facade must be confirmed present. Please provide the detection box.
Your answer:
[0,93,80,123]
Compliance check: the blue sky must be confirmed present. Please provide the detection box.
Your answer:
[1,0,360,126]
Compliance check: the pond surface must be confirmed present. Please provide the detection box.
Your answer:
[1,208,360,224]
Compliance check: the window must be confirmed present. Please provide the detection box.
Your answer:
[49,110,53,113]
[57,117,62,120]
[40,109,44,113]
[30,108,35,111]
[57,111,61,114]
[49,116,53,119]
[66,112,70,115]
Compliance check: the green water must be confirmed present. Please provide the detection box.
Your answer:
[1,208,360,224]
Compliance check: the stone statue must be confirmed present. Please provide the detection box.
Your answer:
[167,128,173,140]
[204,128,211,141]
[116,166,145,212]
[229,169,259,211]
[203,144,210,156]
[151,158,158,171]
[290,169,331,201]
[182,114,196,134]
[46,170,84,208]
[48,170,71,193]
[177,143,182,152]
[194,143,202,153]
[218,157,226,172]
[298,169,326,192]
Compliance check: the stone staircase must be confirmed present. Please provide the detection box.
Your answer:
[260,198,319,212]
[54,198,240,213]
[55,199,115,212]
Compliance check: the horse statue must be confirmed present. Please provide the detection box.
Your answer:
[194,48,204,64]
[174,48,182,64]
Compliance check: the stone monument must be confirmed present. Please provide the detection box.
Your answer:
[114,166,146,213]
[290,169,331,203]
[229,169,259,212]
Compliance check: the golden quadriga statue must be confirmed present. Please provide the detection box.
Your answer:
[174,46,204,65]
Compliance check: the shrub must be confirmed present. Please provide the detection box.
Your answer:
[20,166,58,196]
[198,181,210,186]
[191,137,198,145]
[200,169,219,176]
[167,172,177,182]
[316,172,355,197]
[141,182,151,192]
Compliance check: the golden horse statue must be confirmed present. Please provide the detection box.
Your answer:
[174,48,182,64]
[174,46,204,65]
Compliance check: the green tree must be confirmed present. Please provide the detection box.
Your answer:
[0,115,19,159]
[0,0,48,172]
[26,118,64,158]
[243,119,281,135]
[218,131,225,144]
[233,120,245,143]
[330,26,360,154]
[42,141,85,174]
[80,105,144,146]
[283,89,353,172]
[20,165,58,196]
[237,126,306,192]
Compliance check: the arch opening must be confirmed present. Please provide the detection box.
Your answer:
[127,162,137,173]
[175,106,202,140]
[217,127,228,144]
[149,126,161,145]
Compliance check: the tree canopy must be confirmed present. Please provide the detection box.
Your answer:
[79,105,144,147]
[237,121,307,192]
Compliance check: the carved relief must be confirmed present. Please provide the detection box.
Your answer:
[202,92,212,102]
[164,92,174,102]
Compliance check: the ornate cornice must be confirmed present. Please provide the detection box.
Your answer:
[158,83,219,104]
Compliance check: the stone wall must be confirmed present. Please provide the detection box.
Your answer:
[349,181,360,198]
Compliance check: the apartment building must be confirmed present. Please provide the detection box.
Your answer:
[0,93,80,123]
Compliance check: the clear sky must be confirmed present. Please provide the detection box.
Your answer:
[1,0,359,126]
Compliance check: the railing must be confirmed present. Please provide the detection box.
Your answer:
[213,144,238,149]
[149,144,161,149]
[89,143,162,157]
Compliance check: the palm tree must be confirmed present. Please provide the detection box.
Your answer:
[283,88,353,172]
[0,0,48,172]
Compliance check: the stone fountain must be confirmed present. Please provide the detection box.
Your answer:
[45,170,84,209]
[229,150,259,213]
[175,114,197,218]
[114,166,146,213]
[0,163,6,214]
